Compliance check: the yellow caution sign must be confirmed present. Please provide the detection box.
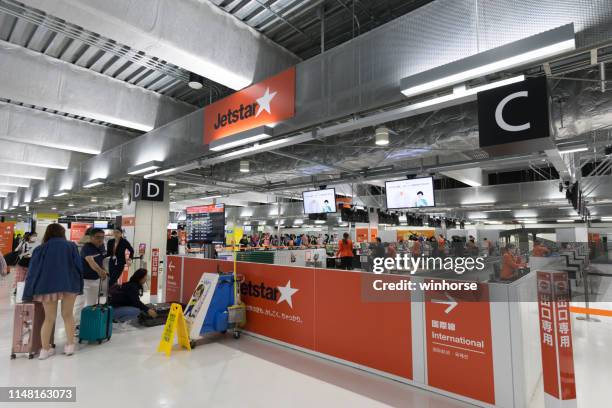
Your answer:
[157,303,191,356]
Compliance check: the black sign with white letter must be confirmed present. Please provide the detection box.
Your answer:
[132,179,165,202]
[478,77,550,150]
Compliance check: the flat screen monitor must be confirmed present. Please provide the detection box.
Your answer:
[302,188,336,214]
[385,177,435,209]
[185,203,225,244]
[93,220,108,229]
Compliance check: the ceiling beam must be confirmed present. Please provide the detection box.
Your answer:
[0,162,47,180]
[0,40,195,132]
[0,140,89,169]
[20,0,299,90]
[0,102,137,154]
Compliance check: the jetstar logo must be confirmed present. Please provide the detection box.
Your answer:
[240,280,299,308]
[213,87,276,130]
[204,67,295,144]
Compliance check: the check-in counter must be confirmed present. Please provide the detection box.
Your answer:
[164,255,571,408]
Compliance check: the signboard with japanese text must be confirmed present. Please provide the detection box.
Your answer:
[424,280,495,404]
[537,271,576,404]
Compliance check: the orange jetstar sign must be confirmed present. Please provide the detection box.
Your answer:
[203,67,295,145]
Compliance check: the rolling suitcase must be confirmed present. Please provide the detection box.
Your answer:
[11,302,54,359]
[79,280,113,344]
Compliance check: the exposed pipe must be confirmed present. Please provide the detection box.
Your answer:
[601,62,606,93]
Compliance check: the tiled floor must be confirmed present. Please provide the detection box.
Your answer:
[2,271,612,408]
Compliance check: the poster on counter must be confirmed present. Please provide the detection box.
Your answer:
[424,280,494,404]
[0,222,14,256]
[165,256,182,303]
[69,222,91,242]
[183,273,219,339]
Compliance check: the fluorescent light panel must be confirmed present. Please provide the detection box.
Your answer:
[209,126,273,152]
[53,191,69,197]
[559,147,588,154]
[83,178,106,188]
[401,24,575,97]
[144,167,179,179]
[127,161,162,175]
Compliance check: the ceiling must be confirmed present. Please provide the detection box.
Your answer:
[209,0,434,59]
[1,0,612,225]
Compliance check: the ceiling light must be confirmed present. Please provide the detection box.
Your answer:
[375,127,390,146]
[485,220,503,224]
[600,217,612,222]
[51,207,57,210]
[400,24,574,97]
[53,190,69,197]
[209,126,273,152]
[483,209,512,213]
[240,160,250,173]
[518,219,538,224]
[68,203,74,207]
[90,197,98,203]
[33,198,45,203]
[200,194,223,200]
[127,161,162,175]
[169,182,177,187]
[556,219,575,223]
[83,178,106,188]
[559,146,588,154]
[144,167,180,179]
[314,220,326,224]
[522,203,529,207]
[188,73,204,90]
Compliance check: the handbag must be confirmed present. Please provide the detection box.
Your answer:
[4,251,19,266]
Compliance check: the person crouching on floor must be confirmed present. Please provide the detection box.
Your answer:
[108,268,157,323]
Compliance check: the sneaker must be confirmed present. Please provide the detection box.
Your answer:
[38,348,56,360]
[64,344,75,356]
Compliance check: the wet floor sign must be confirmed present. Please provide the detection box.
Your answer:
[157,303,191,356]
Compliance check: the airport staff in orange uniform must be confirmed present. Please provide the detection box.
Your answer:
[336,233,354,270]
[532,240,551,257]
[501,244,526,280]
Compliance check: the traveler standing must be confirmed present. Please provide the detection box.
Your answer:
[106,228,134,288]
[166,231,179,255]
[74,228,107,325]
[14,232,38,289]
[22,224,82,359]
[336,233,354,270]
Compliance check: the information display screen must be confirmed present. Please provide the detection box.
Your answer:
[186,204,225,244]
[385,177,435,209]
[93,221,108,229]
[302,189,336,214]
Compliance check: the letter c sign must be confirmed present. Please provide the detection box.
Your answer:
[477,76,550,150]
[494,91,530,132]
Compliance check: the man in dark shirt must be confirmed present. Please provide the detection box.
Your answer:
[74,228,107,325]
[166,231,179,255]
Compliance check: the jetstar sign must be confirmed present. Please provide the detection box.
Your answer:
[203,67,296,145]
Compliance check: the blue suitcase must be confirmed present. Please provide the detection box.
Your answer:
[79,304,113,344]
[79,280,113,344]
[200,274,235,336]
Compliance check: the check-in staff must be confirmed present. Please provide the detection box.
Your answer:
[107,228,134,287]
[532,240,551,257]
[501,244,526,280]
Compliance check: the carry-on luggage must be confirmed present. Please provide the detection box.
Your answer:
[79,280,113,344]
[137,303,183,327]
[11,302,54,359]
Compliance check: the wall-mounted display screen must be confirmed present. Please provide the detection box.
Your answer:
[302,188,336,214]
[385,177,435,209]
[93,220,108,229]
[186,204,225,244]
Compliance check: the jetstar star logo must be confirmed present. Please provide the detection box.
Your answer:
[204,67,295,145]
[240,279,299,309]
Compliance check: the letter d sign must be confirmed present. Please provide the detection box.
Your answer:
[143,179,165,202]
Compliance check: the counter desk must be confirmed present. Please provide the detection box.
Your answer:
[164,255,569,408]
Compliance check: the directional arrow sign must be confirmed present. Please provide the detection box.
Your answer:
[431,292,458,314]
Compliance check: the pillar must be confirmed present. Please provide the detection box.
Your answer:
[121,180,169,302]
